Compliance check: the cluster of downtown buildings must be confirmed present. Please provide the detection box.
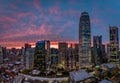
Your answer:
[0,12,120,72]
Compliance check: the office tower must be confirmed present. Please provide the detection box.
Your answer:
[51,48,58,71]
[34,40,50,71]
[2,47,7,59]
[107,44,110,61]
[67,44,76,70]
[109,26,119,65]
[23,43,31,67]
[58,51,62,65]
[9,48,16,62]
[93,36,103,65]
[102,44,107,63]
[24,48,34,69]
[11,48,16,54]
[74,44,79,69]
[79,12,91,68]
[0,46,3,64]
[25,43,31,50]
[58,42,68,69]
[21,47,25,66]
[102,44,106,57]
[118,50,120,65]
[91,47,94,65]
[1,47,8,64]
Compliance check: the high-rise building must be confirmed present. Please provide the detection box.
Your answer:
[102,44,106,56]
[24,48,34,69]
[67,44,76,70]
[2,47,7,60]
[102,44,107,63]
[109,26,119,65]
[93,36,103,65]
[51,48,58,71]
[107,44,110,61]
[118,50,120,66]
[58,42,68,69]
[74,44,79,69]
[91,47,94,65]
[25,43,31,48]
[0,46,3,64]
[34,40,50,71]
[23,43,31,67]
[79,12,91,68]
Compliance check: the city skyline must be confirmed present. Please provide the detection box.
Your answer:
[0,0,120,48]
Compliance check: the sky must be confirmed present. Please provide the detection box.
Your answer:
[0,0,120,48]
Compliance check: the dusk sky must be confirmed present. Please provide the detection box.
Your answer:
[0,0,120,48]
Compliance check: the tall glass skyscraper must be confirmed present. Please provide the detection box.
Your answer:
[79,12,91,68]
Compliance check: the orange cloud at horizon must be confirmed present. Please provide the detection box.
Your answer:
[0,41,78,49]
[1,40,111,49]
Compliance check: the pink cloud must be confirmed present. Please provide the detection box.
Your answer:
[57,21,75,35]
[49,6,79,17]
[0,1,81,48]
[0,23,52,41]
[26,24,52,35]
[10,4,17,9]
[33,0,43,16]
[0,16,16,23]
[0,23,12,29]
[91,18,103,24]
[17,12,33,18]
[49,7,59,15]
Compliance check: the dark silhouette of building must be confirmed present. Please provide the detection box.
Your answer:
[74,44,79,69]
[0,46,3,64]
[102,44,107,63]
[93,35,103,65]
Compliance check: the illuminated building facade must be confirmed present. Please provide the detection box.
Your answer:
[118,50,120,65]
[58,42,68,69]
[109,26,119,65]
[67,44,76,70]
[79,12,91,68]
[93,36,103,65]
[34,40,50,71]
[24,43,31,67]
[107,44,110,61]
[25,48,34,69]
[51,48,58,70]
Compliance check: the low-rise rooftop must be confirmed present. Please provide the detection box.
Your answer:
[69,70,94,82]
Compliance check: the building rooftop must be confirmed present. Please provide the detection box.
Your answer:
[69,70,94,82]
[101,63,117,69]
[81,12,89,16]
[99,80,112,83]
